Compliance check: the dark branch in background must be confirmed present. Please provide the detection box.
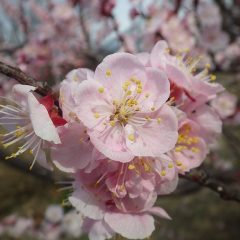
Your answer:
[110,14,132,53]
[0,42,27,54]
[173,0,183,14]
[79,6,91,50]
[0,61,50,96]
[181,168,240,203]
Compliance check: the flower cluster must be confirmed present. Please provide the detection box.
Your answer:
[0,205,84,240]
[0,41,225,239]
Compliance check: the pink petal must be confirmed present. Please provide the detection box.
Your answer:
[52,123,94,173]
[126,105,178,157]
[150,40,169,68]
[69,187,105,220]
[148,207,171,220]
[27,93,61,144]
[94,52,147,100]
[74,80,113,131]
[65,68,94,83]
[89,125,134,162]
[104,212,155,239]
[139,67,170,112]
[88,220,114,240]
[157,172,179,195]
[166,63,191,90]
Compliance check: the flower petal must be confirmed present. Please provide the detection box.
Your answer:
[94,52,147,100]
[27,93,61,144]
[139,67,170,112]
[126,105,178,157]
[69,187,105,220]
[104,212,155,239]
[74,80,113,131]
[52,123,94,173]
[89,125,134,162]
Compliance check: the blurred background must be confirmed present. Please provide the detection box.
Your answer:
[0,0,240,239]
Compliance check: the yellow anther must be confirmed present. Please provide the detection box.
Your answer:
[157,117,161,124]
[15,128,25,137]
[94,112,100,118]
[210,74,216,81]
[98,87,104,93]
[151,107,155,111]
[73,73,79,81]
[106,70,112,77]
[128,134,135,142]
[113,100,118,106]
[175,146,186,152]
[124,80,131,86]
[205,63,211,69]
[126,90,132,96]
[122,85,128,91]
[191,147,200,153]
[165,48,170,53]
[29,149,33,155]
[145,116,151,121]
[161,170,166,176]
[109,121,115,127]
[176,160,182,166]
[128,164,136,170]
[168,163,174,168]
[136,88,142,94]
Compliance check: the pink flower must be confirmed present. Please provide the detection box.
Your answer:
[0,84,63,169]
[188,105,222,144]
[169,119,208,174]
[210,91,238,119]
[61,53,178,162]
[150,41,224,110]
[51,122,103,173]
[69,157,177,239]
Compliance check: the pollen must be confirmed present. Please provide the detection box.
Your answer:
[145,116,151,121]
[205,63,211,69]
[128,134,135,142]
[168,163,174,168]
[191,147,200,153]
[161,170,166,176]
[157,117,162,124]
[109,120,115,127]
[29,149,33,155]
[210,74,216,81]
[151,107,155,111]
[128,164,136,170]
[15,128,25,137]
[106,69,112,77]
[94,112,100,118]
[176,160,182,166]
[98,87,104,93]
[126,90,132,96]
[136,88,142,94]
[165,48,170,53]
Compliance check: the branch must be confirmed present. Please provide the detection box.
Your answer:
[180,168,240,203]
[0,61,51,96]
[110,14,132,53]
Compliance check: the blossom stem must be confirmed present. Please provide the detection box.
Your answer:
[180,169,240,203]
[0,61,51,96]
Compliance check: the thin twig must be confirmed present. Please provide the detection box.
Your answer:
[0,61,51,96]
[180,169,240,203]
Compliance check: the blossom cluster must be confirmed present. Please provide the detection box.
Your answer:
[0,41,225,239]
[0,205,83,240]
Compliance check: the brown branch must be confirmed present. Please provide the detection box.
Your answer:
[180,169,240,203]
[0,61,51,96]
